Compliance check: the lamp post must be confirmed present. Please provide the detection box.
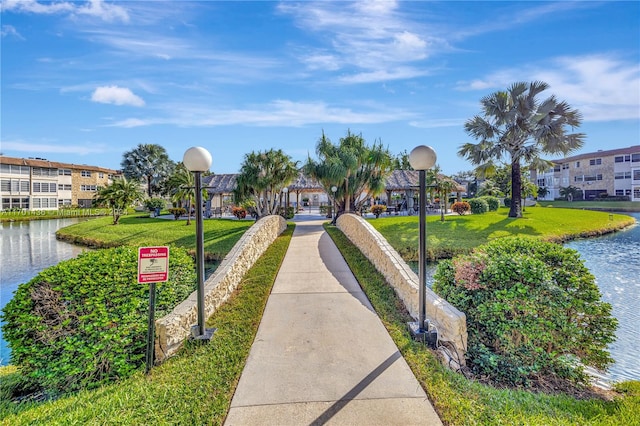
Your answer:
[183,147,215,341]
[282,186,289,216]
[331,185,337,224]
[407,145,437,344]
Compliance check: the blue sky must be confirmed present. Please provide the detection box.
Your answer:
[1,0,639,176]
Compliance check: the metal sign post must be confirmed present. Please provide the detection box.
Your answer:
[138,246,169,374]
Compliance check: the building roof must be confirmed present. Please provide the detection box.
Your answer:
[384,170,466,192]
[552,145,640,163]
[0,155,121,174]
[287,171,325,192]
[202,174,237,194]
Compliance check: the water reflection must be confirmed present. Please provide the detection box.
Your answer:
[1,219,89,365]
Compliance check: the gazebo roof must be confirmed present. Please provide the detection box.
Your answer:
[203,174,237,194]
[286,171,325,192]
[384,170,466,192]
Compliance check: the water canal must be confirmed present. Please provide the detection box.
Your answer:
[1,214,639,384]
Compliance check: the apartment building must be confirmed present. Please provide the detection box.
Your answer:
[532,145,640,202]
[0,156,121,211]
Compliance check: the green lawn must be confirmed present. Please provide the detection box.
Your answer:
[56,215,254,260]
[0,226,294,425]
[369,206,636,260]
[325,224,640,426]
[538,200,640,212]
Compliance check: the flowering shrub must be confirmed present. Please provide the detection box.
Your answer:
[232,206,247,219]
[451,201,471,215]
[370,204,387,218]
[168,207,186,220]
[433,237,617,386]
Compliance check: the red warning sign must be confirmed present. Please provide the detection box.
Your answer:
[138,246,169,283]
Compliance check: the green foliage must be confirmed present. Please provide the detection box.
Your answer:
[144,197,166,211]
[93,177,144,224]
[504,197,512,207]
[1,246,196,395]
[433,237,618,386]
[121,143,175,198]
[480,196,500,211]
[370,204,387,218]
[468,198,489,214]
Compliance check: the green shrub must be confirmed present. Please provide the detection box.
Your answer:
[433,237,617,386]
[503,197,512,207]
[451,201,470,215]
[468,198,489,214]
[1,246,196,395]
[144,197,166,212]
[480,196,500,211]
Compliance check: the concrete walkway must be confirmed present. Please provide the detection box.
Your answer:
[224,216,442,426]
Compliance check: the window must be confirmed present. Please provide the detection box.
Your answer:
[615,190,624,196]
[80,185,97,191]
[633,154,640,163]
[2,197,29,210]
[0,164,30,174]
[553,165,561,172]
[58,168,72,176]
[58,184,72,191]
[20,181,29,192]
[99,172,104,178]
[634,187,640,199]
[32,182,40,192]
[32,167,57,177]
[81,170,92,177]
[589,158,602,166]
[634,170,640,181]
[615,156,624,163]
[537,178,545,187]
[0,180,9,192]
[615,172,632,180]
[575,161,580,168]
[562,163,569,170]
[58,199,72,206]
[574,175,584,182]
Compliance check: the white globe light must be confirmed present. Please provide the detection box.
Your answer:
[282,186,289,193]
[331,186,337,192]
[408,145,437,170]
[183,147,212,172]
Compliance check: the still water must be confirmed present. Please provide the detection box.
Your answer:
[0,218,89,365]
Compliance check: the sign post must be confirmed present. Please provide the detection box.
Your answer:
[138,246,169,374]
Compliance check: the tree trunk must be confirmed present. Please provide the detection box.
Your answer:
[509,160,522,218]
[146,175,153,198]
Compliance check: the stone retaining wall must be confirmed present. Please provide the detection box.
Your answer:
[336,213,467,364]
[155,215,287,362]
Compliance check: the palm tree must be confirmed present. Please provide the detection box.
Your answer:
[166,163,208,225]
[427,165,458,221]
[305,130,392,215]
[459,81,584,218]
[234,149,298,218]
[93,177,144,224]
[121,143,175,198]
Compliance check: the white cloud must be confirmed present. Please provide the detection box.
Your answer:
[1,0,128,23]
[409,118,466,129]
[455,55,639,122]
[91,86,145,107]
[1,140,106,155]
[279,1,444,81]
[1,24,24,39]
[109,99,417,128]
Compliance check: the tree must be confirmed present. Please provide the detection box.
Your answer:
[427,166,459,221]
[459,81,584,218]
[234,149,298,218]
[121,144,175,198]
[559,185,583,202]
[537,186,549,200]
[93,177,144,224]
[392,150,413,170]
[165,163,208,225]
[305,130,392,215]
[476,180,504,197]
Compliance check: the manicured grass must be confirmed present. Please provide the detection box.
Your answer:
[56,215,254,260]
[325,224,640,426]
[538,200,640,212]
[369,206,636,260]
[0,225,294,425]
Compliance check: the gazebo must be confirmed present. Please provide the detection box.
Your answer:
[382,170,466,214]
[203,174,237,216]
[286,171,326,211]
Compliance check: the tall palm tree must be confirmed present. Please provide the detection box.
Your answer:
[234,149,298,218]
[305,130,392,214]
[93,177,144,224]
[459,81,584,218]
[121,143,175,198]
